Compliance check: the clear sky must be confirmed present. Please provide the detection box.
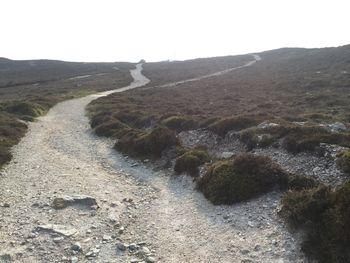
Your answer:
[1,0,350,62]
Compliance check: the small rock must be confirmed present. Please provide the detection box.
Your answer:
[52,195,97,209]
[0,203,10,208]
[70,257,79,263]
[71,242,82,252]
[102,235,112,242]
[138,246,151,256]
[110,202,119,207]
[85,247,99,258]
[116,242,127,251]
[221,152,234,159]
[27,232,37,239]
[247,221,254,227]
[137,241,147,246]
[240,249,250,255]
[257,121,279,129]
[0,254,12,262]
[123,198,133,203]
[53,237,64,243]
[36,224,78,237]
[118,226,125,234]
[145,256,156,263]
[108,213,119,223]
[128,243,139,251]
[327,122,347,133]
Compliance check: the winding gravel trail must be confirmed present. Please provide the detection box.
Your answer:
[0,57,306,262]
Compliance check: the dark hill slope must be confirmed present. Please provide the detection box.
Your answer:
[0,58,133,87]
[89,44,350,127]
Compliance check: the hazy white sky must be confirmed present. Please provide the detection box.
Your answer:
[1,0,350,62]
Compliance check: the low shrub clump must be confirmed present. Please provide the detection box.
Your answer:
[90,112,114,128]
[115,126,179,158]
[207,116,261,137]
[336,149,350,174]
[4,101,45,117]
[287,174,319,191]
[161,115,197,132]
[0,113,28,168]
[280,185,331,226]
[280,181,350,262]
[94,119,131,138]
[197,154,288,204]
[174,149,210,176]
[0,148,12,168]
[112,110,155,129]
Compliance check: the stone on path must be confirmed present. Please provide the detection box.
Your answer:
[36,224,78,237]
[52,195,97,209]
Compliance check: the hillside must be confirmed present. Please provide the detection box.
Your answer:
[0,58,133,88]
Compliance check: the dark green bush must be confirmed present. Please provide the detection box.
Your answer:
[115,126,178,158]
[4,101,45,117]
[336,150,350,174]
[240,129,276,149]
[199,117,221,128]
[197,154,288,204]
[0,113,27,168]
[280,185,331,226]
[94,119,131,138]
[90,112,113,128]
[112,110,154,128]
[0,147,12,168]
[287,174,319,191]
[174,149,210,176]
[280,181,350,262]
[161,115,197,132]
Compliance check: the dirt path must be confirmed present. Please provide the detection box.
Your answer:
[0,59,306,262]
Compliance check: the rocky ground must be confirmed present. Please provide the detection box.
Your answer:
[179,129,348,187]
[0,59,311,263]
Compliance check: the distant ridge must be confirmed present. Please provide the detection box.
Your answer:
[0,57,11,62]
[0,58,134,88]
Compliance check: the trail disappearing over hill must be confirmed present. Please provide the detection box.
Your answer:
[0,57,306,262]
